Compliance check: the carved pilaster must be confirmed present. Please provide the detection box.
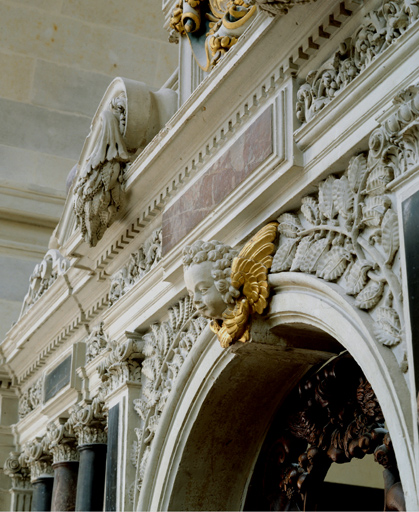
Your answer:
[46,421,79,464]
[69,398,107,446]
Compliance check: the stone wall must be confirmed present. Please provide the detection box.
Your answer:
[0,0,177,339]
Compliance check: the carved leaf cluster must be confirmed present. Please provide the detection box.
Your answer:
[271,147,403,348]
[85,322,110,363]
[132,296,207,492]
[109,229,162,306]
[296,1,419,123]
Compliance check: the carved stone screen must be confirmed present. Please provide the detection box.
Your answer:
[402,192,419,396]
[44,355,72,403]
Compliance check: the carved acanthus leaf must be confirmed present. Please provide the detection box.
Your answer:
[85,322,110,364]
[19,377,43,419]
[69,398,107,445]
[3,452,31,488]
[46,421,79,464]
[23,437,53,481]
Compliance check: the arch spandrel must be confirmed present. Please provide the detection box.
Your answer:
[138,275,417,512]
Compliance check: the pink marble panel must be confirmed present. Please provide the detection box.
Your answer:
[162,106,273,255]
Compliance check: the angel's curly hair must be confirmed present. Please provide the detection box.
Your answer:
[183,240,240,304]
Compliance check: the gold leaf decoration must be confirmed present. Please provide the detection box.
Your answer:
[277,213,302,238]
[354,281,384,310]
[373,307,402,347]
[381,209,400,264]
[316,246,351,281]
[319,175,337,220]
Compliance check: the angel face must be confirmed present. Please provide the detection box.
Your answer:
[184,261,227,320]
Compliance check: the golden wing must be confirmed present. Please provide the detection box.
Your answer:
[215,222,278,348]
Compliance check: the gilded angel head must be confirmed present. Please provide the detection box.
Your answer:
[182,240,239,319]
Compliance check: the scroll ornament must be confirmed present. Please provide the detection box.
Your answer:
[183,222,278,348]
[169,0,316,70]
[296,0,419,123]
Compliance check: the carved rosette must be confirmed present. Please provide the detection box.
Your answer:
[169,0,316,70]
[133,296,207,501]
[23,437,54,482]
[85,323,110,364]
[3,451,31,489]
[296,0,419,123]
[69,398,107,446]
[109,228,162,306]
[46,422,79,464]
[19,250,69,319]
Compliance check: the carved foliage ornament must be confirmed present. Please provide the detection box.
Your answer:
[85,322,110,364]
[68,397,107,445]
[133,296,207,498]
[3,452,31,489]
[46,421,79,464]
[109,228,162,306]
[169,0,316,71]
[296,0,419,123]
[23,437,53,482]
[19,249,69,319]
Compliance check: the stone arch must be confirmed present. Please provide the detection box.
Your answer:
[137,273,417,511]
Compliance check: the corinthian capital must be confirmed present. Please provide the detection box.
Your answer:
[46,421,79,464]
[3,451,31,489]
[69,398,107,445]
[23,436,54,482]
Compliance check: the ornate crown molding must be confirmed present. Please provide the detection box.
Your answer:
[23,437,53,482]
[46,421,79,464]
[19,249,69,319]
[69,398,107,445]
[169,0,316,70]
[296,0,419,124]
[132,296,207,499]
[109,228,162,306]
[18,377,43,420]
[73,78,177,247]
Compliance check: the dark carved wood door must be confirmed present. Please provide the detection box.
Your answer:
[244,353,405,512]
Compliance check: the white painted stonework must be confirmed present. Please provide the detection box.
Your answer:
[0,0,418,511]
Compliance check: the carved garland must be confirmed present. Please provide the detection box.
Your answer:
[132,296,207,500]
[109,228,162,306]
[296,0,419,123]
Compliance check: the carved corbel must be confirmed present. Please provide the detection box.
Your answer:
[46,421,79,464]
[69,398,107,446]
[23,437,53,482]
[85,322,110,364]
[19,250,69,319]
[73,78,177,247]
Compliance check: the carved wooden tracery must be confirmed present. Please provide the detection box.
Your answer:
[245,353,405,511]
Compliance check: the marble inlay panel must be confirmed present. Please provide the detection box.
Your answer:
[162,106,273,254]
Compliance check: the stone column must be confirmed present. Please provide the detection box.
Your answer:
[47,422,79,512]
[24,437,54,512]
[3,451,32,511]
[70,398,107,512]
